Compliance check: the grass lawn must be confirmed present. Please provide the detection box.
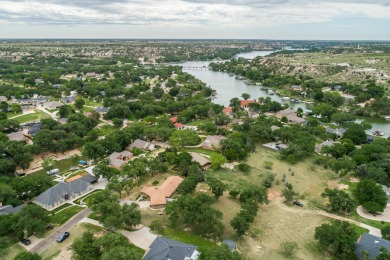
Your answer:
[74,189,103,206]
[13,111,50,123]
[352,224,369,237]
[50,205,84,225]
[0,244,25,260]
[183,147,213,156]
[6,111,23,118]
[163,228,216,253]
[97,124,116,136]
[49,203,72,214]
[31,157,86,176]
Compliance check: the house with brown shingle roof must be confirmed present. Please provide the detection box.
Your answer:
[109,151,133,169]
[189,152,211,169]
[201,135,227,150]
[127,139,155,151]
[141,176,184,208]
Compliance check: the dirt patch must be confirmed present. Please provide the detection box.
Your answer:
[26,149,81,174]
[349,177,360,183]
[338,184,349,190]
[267,189,281,201]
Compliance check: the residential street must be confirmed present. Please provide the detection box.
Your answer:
[30,208,91,253]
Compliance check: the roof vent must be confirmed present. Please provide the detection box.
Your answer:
[375,241,380,244]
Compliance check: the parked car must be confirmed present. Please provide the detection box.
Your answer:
[293,201,304,207]
[56,232,70,243]
[21,238,31,245]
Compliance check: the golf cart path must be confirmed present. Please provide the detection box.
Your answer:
[274,197,381,237]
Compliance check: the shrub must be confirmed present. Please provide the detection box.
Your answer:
[263,161,273,169]
[262,173,275,188]
[237,163,250,173]
[229,190,240,199]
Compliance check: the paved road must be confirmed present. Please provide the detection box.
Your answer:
[30,208,91,253]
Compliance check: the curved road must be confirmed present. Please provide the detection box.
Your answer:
[30,208,91,253]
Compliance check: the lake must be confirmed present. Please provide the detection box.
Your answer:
[178,51,390,137]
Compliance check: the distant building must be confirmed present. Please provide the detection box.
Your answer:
[127,139,155,151]
[275,109,305,125]
[58,118,69,125]
[109,151,133,169]
[43,101,63,110]
[201,135,227,150]
[240,99,257,108]
[94,106,109,115]
[144,237,199,260]
[7,131,27,142]
[141,176,183,208]
[0,204,26,216]
[169,117,177,123]
[0,96,7,102]
[355,233,390,259]
[223,106,233,116]
[174,123,185,130]
[290,85,302,91]
[315,140,339,153]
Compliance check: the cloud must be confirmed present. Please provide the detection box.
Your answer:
[0,0,390,27]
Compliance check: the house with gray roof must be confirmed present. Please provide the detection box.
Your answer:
[127,139,155,151]
[0,96,7,102]
[355,233,390,259]
[315,140,339,153]
[109,150,133,169]
[34,179,92,210]
[0,204,26,216]
[201,135,227,150]
[143,237,199,260]
[43,101,63,110]
[7,131,27,142]
[94,106,109,115]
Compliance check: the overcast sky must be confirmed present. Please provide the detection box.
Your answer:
[0,0,389,40]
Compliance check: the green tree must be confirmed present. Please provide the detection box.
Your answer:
[210,152,227,170]
[343,124,367,145]
[381,226,390,240]
[72,232,100,260]
[321,188,354,213]
[74,97,85,110]
[169,129,200,147]
[207,177,226,199]
[101,246,143,260]
[282,185,297,203]
[200,244,242,260]
[376,247,390,260]
[42,158,56,173]
[122,203,141,228]
[241,93,251,100]
[314,220,357,259]
[355,179,388,213]
[112,118,123,128]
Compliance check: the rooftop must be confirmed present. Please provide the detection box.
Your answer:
[141,176,184,207]
[144,237,198,260]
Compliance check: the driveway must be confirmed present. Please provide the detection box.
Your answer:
[121,227,157,250]
[30,208,91,253]
[357,206,390,223]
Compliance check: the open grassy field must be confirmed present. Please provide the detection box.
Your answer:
[13,110,51,123]
[0,244,25,260]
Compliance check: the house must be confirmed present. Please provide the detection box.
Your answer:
[201,135,227,150]
[189,152,211,169]
[34,179,92,210]
[65,172,98,184]
[23,122,42,137]
[223,240,237,252]
[315,140,339,153]
[60,96,76,104]
[240,99,257,108]
[169,117,177,123]
[355,233,390,259]
[174,123,185,130]
[94,106,109,115]
[84,111,94,118]
[141,176,183,208]
[0,96,7,102]
[109,151,133,169]
[144,237,199,260]
[7,131,27,142]
[127,139,155,151]
[223,106,233,116]
[275,109,305,124]
[0,204,26,216]
[291,85,302,91]
[43,101,63,110]
[325,127,346,138]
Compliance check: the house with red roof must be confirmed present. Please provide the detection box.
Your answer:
[240,99,257,108]
[174,123,185,130]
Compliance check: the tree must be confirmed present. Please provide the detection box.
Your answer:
[381,226,390,240]
[14,252,42,260]
[112,118,123,128]
[200,244,243,260]
[282,185,297,203]
[343,124,367,145]
[0,183,16,205]
[376,247,390,260]
[58,105,74,118]
[331,112,356,127]
[101,246,143,260]
[122,203,141,228]
[74,97,85,110]
[207,177,226,199]
[42,158,56,173]
[321,188,354,213]
[314,220,357,259]
[355,179,388,213]
[210,152,227,170]
[230,213,250,236]
[241,93,251,100]
[169,129,200,147]
[72,232,100,260]
[279,241,299,259]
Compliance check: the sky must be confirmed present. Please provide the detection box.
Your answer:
[0,0,390,40]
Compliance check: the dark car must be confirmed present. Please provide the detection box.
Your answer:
[56,232,70,243]
[21,238,31,246]
[293,201,304,207]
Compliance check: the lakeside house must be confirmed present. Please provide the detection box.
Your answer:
[127,139,155,151]
[223,106,233,117]
[143,237,199,260]
[201,135,227,150]
[34,179,92,210]
[275,109,305,125]
[240,99,257,109]
[141,176,183,208]
[325,127,346,138]
[174,123,185,130]
[109,151,133,169]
